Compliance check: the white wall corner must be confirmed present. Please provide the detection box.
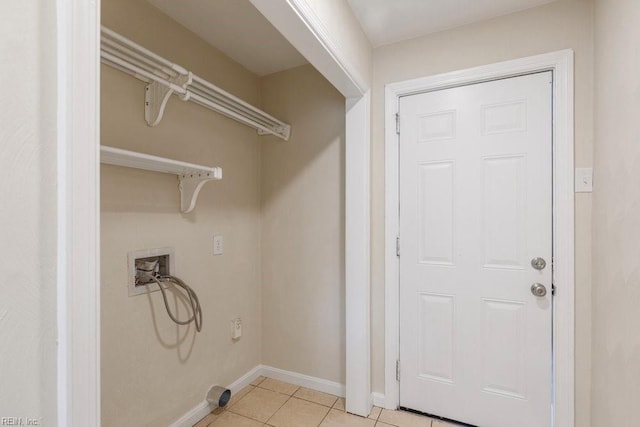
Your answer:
[371,392,386,408]
[169,365,264,427]
[261,366,346,397]
[228,365,265,394]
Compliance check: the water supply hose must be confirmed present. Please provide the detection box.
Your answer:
[152,274,203,332]
[136,259,202,332]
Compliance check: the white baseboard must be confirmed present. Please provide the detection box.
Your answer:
[169,400,211,427]
[371,392,386,408]
[229,365,263,394]
[260,365,346,398]
[169,365,263,427]
[169,365,396,427]
[170,365,349,427]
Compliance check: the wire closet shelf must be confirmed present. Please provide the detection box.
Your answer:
[100,26,291,140]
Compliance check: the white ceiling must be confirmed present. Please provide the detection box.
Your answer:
[147,0,307,76]
[147,0,559,76]
[347,0,558,47]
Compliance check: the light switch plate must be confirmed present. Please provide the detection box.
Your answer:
[575,168,593,193]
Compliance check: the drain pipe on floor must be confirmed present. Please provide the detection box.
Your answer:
[206,385,231,409]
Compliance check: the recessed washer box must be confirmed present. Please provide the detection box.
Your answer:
[127,247,175,297]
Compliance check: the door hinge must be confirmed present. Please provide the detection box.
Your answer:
[551,257,555,291]
[396,360,400,381]
[396,236,400,257]
[395,113,400,135]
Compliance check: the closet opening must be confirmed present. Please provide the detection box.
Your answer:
[99,1,346,425]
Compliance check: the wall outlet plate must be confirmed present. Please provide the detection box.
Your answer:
[575,167,593,193]
[232,317,242,340]
[213,235,224,255]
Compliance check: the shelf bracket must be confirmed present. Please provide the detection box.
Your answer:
[102,27,292,139]
[101,145,222,213]
[178,171,222,214]
[257,124,291,140]
[145,73,192,127]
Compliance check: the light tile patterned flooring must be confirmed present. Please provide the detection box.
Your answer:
[194,377,460,427]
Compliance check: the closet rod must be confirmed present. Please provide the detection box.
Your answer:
[100,26,291,140]
[102,26,188,76]
[102,51,188,95]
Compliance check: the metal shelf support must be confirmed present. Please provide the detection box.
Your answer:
[100,145,222,213]
[101,26,291,140]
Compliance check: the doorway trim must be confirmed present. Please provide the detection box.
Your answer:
[57,0,101,425]
[384,50,574,427]
[65,0,374,424]
[249,0,373,416]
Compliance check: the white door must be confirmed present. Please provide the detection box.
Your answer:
[398,72,553,427]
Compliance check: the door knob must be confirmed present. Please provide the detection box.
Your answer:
[531,283,547,297]
[531,257,546,270]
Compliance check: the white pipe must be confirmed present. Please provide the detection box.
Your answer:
[188,92,279,137]
[101,26,188,75]
[101,45,172,81]
[189,80,289,137]
[100,58,150,83]
[101,51,187,95]
[188,84,275,128]
[100,57,140,79]
[189,82,285,133]
[101,37,177,78]
[191,75,287,127]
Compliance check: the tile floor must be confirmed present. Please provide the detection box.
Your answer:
[194,377,460,427]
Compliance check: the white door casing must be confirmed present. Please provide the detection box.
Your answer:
[398,72,552,426]
[65,0,374,424]
[385,51,574,427]
[57,0,101,425]
[249,0,374,416]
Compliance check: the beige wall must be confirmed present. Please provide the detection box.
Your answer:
[101,1,263,426]
[260,65,346,384]
[370,1,594,425]
[592,0,640,425]
[0,0,57,424]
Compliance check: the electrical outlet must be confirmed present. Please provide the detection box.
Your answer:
[575,168,593,193]
[213,235,223,255]
[232,318,242,340]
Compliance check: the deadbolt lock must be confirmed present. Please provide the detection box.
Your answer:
[531,257,547,270]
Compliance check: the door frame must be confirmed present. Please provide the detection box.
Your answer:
[57,0,101,425]
[248,0,373,416]
[384,50,575,426]
[62,0,374,423]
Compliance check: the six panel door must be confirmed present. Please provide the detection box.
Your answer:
[398,72,553,427]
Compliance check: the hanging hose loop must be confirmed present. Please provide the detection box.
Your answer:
[149,274,203,332]
[135,258,203,332]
